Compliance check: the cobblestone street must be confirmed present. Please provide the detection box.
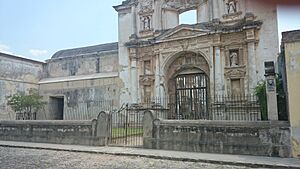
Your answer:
[0,147,269,169]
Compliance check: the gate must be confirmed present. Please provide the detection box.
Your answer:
[175,73,209,119]
[109,104,143,147]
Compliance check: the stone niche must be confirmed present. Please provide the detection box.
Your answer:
[222,0,243,20]
[138,0,154,36]
[224,47,246,95]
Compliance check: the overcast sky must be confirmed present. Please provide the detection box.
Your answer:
[0,0,300,61]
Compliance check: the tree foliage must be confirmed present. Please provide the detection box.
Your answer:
[254,81,268,120]
[7,89,46,119]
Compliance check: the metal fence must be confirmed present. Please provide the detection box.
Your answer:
[16,112,37,120]
[14,95,261,121]
[109,104,143,147]
[141,95,261,121]
[45,100,116,120]
[64,100,116,120]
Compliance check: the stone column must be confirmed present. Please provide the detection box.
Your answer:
[197,2,209,23]
[208,0,213,21]
[220,47,226,95]
[209,46,215,98]
[132,5,137,35]
[154,54,160,98]
[214,46,223,96]
[247,29,257,94]
[247,42,257,93]
[266,75,278,121]
[130,48,139,103]
[131,60,138,103]
[212,0,220,19]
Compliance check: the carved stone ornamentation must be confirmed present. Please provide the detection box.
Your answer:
[139,0,153,14]
[138,0,153,32]
[225,67,246,79]
[162,0,205,12]
[139,75,155,85]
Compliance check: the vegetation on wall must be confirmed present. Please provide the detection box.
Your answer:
[254,81,268,120]
[7,89,46,120]
[254,77,288,121]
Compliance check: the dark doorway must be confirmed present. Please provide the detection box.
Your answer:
[49,97,64,120]
[175,73,208,119]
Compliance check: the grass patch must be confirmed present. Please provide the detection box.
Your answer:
[112,127,143,138]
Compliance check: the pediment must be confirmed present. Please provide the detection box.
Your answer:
[225,67,246,78]
[157,27,209,41]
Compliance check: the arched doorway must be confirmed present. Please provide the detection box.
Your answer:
[164,51,210,119]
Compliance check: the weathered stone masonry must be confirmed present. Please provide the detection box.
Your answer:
[0,53,43,120]
[115,0,279,104]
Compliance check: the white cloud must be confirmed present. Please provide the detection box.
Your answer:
[29,49,48,57]
[0,43,13,54]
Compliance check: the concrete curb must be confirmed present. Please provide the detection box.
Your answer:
[0,142,299,169]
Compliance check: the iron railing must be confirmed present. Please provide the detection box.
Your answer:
[141,95,261,121]
[16,112,37,120]
[15,95,261,121]
[109,104,143,147]
[46,100,116,120]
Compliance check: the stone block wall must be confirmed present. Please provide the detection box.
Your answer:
[143,111,291,157]
[0,112,110,146]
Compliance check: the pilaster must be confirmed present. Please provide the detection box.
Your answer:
[246,29,257,93]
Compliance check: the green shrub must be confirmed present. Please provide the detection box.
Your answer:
[254,77,288,121]
[254,81,268,120]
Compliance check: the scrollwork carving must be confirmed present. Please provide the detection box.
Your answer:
[139,0,153,13]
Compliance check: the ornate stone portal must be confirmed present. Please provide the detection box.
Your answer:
[114,0,279,105]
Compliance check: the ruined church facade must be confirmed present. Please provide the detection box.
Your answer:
[0,0,279,120]
[116,0,279,104]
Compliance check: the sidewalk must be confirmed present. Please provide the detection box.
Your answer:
[0,141,299,169]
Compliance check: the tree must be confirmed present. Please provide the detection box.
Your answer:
[7,89,46,120]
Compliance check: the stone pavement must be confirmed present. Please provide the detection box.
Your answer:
[0,141,299,169]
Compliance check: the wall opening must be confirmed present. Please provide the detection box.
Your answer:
[49,97,64,120]
[179,10,197,25]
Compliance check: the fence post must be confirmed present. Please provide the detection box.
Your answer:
[153,119,161,149]
[143,110,155,148]
[264,61,278,121]
[96,111,110,146]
